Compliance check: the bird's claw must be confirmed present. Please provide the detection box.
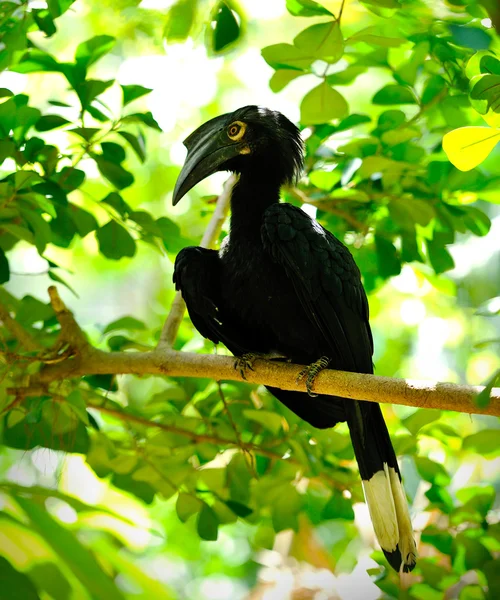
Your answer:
[234,353,258,380]
[296,356,330,397]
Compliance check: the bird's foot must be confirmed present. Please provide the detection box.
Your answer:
[234,353,260,380]
[234,352,289,380]
[296,356,331,397]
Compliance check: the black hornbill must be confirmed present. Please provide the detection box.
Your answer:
[172,106,416,573]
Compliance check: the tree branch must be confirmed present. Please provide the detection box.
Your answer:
[35,347,500,417]
[157,175,235,349]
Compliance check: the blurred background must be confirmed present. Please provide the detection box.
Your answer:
[1,0,500,598]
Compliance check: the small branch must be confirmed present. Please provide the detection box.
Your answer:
[36,348,500,417]
[158,175,235,349]
[217,381,257,476]
[338,0,346,21]
[48,286,88,350]
[0,302,39,352]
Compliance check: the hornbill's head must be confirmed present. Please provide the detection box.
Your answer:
[172,106,304,205]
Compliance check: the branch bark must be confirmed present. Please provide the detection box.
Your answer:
[35,346,500,417]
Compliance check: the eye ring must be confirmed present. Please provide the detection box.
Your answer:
[227,120,246,141]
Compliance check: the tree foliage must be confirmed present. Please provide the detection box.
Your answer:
[1,0,500,598]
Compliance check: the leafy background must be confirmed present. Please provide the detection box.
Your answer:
[1,0,500,598]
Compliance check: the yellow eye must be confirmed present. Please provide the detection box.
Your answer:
[227,120,246,141]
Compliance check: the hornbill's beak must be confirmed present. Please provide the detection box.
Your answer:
[172,114,244,206]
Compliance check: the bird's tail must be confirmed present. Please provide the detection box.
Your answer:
[345,400,417,573]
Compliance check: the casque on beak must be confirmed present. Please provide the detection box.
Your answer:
[172,114,245,206]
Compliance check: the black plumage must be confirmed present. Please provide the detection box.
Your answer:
[172,106,416,573]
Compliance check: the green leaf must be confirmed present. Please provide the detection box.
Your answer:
[402,409,441,435]
[94,157,134,189]
[66,390,89,425]
[35,115,70,131]
[76,79,114,110]
[21,208,52,253]
[10,49,61,74]
[294,21,343,63]
[375,235,401,278]
[29,562,71,600]
[176,493,202,522]
[48,270,78,297]
[270,70,304,93]
[225,500,253,518]
[101,192,131,217]
[286,0,333,17]
[243,409,282,434]
[484,560,500,600]
[69,127,100,141]
[309,169,341,191]
[463,429,500,456]
[227,454,252,504]
[326,65,367,86]
[86,104,109,122]
[197,503,219,540]
[33,9,57,37]
[121,112,161,131]
[414,456,451,486]
[101,142,126,163]
[96,221,136,260]
[421,525,453,555]
[211,2,241,53]
[462,206,491,236]
[348,26,406,48]
[47,0,75,19]
[426,237,455,274]
[164,0,197,43]
[0,248,9,284]
[372,85,417,105]
[322,490,355,520]
[271,485,304,532]
[300,82,348,124]
[262,44,314,71]
[117,131,146,163]
[422,75,446,105]
[0,556,40,600]
[121,84,153,107]
[456,485,495,516]
[103,316,146,334]
[470,74,500,113]
[75,35,116,69]
[54,167,85,192]
[16,496,125,600]
[16,296,54,326]
[69,204,98,237]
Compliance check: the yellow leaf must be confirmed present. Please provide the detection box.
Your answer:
[482,111,500,128]
[443,126,500,171]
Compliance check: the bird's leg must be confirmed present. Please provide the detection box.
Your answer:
[234,351,289,380]
[296,356,331,397]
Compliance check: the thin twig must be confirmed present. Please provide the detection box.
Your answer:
[217,381,257,477]
[158,175,235,349]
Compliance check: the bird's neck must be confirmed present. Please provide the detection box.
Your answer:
[229,171,281,239]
